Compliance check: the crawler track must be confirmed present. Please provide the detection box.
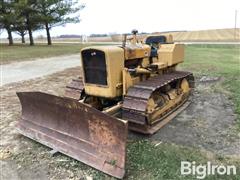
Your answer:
[65,77,84,100]
[122,71,194,134]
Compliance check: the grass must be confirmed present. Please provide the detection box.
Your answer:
[76,140,239,180]
[0,43,113,64]
[126,141,240,180]
[180,44,240,129]
[0,43,82,64]
[164,28,240,42]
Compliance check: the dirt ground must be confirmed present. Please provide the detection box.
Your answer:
[1,67,239,179]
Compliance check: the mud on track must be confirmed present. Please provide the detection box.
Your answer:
[1,67,239,179]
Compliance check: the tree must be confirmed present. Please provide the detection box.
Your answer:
[0,0,16,45]
[0,23,3,35]
[16,0,41,45]
[13,17,27,43]
[36,0,84,45]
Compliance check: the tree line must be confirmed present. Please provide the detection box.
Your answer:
[0,0,84,45]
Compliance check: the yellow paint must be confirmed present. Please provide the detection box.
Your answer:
[81,46,124,98]
[148,92,186,124]
[158,44,184,66]
[181,78,190,93]
[124,44,150,60]
[123,68,133,95]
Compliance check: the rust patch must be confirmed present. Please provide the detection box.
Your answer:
[89,116,117,146]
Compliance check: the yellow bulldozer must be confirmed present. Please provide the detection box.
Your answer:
[17,30,194,178]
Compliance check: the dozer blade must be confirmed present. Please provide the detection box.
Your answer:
[16,92,128,179]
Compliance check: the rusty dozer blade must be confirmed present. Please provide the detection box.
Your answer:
[16,92,128,179]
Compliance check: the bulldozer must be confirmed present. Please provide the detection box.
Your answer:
[17,30,194,179]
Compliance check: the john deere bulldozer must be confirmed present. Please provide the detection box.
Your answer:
[17,30,194,178]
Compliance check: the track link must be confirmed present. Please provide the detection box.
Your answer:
[65,77,84,100]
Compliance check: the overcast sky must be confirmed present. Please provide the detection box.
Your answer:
[1,0,240,38]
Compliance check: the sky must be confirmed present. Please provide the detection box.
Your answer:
[1,0,240,38]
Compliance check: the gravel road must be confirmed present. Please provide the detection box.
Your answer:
[1,54,81,86]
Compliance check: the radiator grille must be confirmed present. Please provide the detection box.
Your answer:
[82,49,107,85]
